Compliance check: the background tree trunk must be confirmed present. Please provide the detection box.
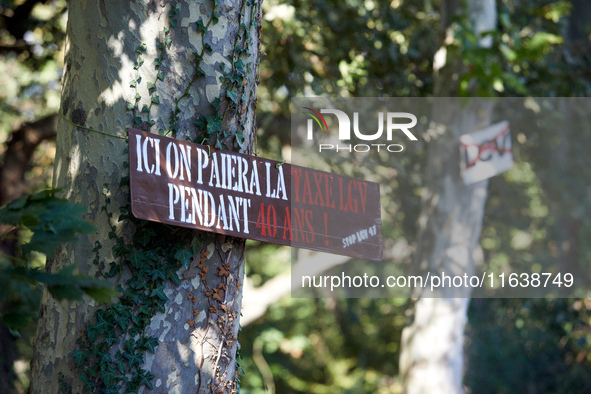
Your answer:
[30,1,260,392]
[399,1,496,393]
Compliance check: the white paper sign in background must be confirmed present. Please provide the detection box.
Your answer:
[460,120,513,185]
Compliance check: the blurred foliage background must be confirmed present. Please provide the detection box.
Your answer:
[1,0,591,393]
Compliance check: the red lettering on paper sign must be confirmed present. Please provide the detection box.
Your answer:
[459,121,513,185]
[129,129,382,261]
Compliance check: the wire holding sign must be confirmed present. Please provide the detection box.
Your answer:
[460,121,513,185]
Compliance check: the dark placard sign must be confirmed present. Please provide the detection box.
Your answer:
[129,129,382,261]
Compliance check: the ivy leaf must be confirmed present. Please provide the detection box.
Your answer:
[138,370,155,390]
[157,72,165,81]
[150,285,168,301]
[211,97,221,111]
[226,89,238,104]
[129,79,137,88]
[195,20,207,33]
[147,82,156,90]
[174,248,193,268]
[124,351,144,369]
[234,59,245,74]
[101,369,119,388]
[141,105,150,113]
[143,337,159,353]
[148,119,156,126]
[127,252,151,269]
[126,102,134,110]
[165,37,172,47]
[206,115,222,135]
[170,19,177,28]
[150,267,166,281]
[191,237,202,256]
[72,349,90,367]
[167,270,181,285]
[133,117,142,126]
[151,95,160,104]
[194,115,207,129]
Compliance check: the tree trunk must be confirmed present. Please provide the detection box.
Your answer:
[399,1,496,393]
[30,1,260,392]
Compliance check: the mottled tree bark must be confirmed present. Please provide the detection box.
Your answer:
[399,1,496,393]
[30,1,260,392]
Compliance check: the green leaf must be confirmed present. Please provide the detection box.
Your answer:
[194,115,207,129]
[72,349,90,367]
[150,267,166,281]
[165,37,172,46]
[82,287,118,304]
[143,337,159,353]
[147,82,156,90]
[174,248,193,268]
[127,252,151,269]
[141,105,150,113]
[226,89,238,104]
[124,351,144,369]
[195,20,207,33]
[150,285,168,301]
[1,312,32,330]
[170,19,177,28]
[167,270,181,285]
[48,284,84,301]
[157,72,165,81]
[528,32,563,53]
[138,369,155,389]
[206,115,222,135]
[101,369,119,388]
[126,102,135,110]
[211,97,221,111]
[151,95,160,104]
[191,237,202,257]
